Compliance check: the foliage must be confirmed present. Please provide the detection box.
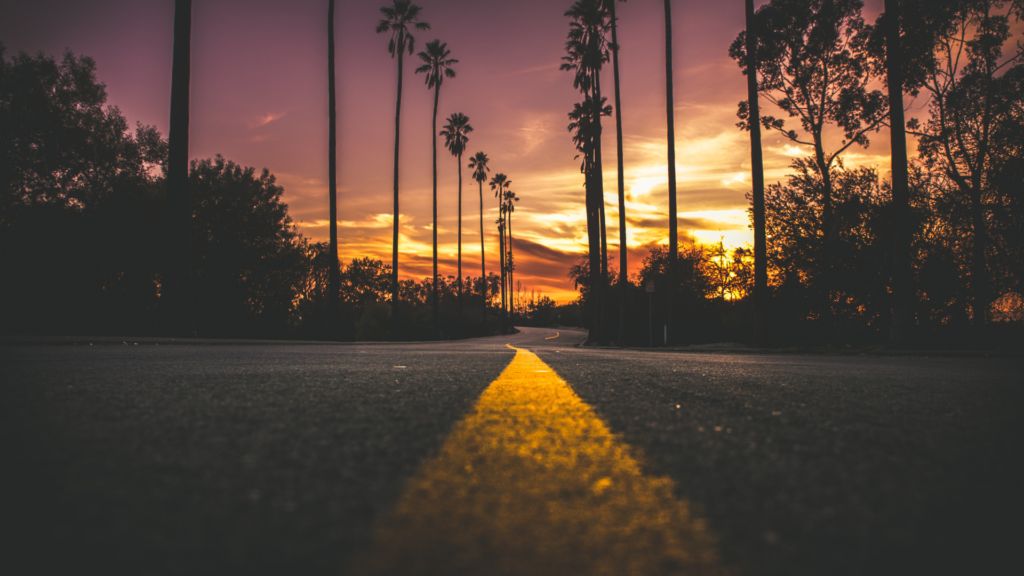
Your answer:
[187,156,308,338]
[375,0,430,58]
[730,0,888,250]
[1,46,165,335]
[0,45,166,213]
[567,243,755,345]
[906,0,1024,318]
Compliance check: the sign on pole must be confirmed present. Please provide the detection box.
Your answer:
[646,282,655,293]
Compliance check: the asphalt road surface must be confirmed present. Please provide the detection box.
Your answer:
[3,327,1021,575]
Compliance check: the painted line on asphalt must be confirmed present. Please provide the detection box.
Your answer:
[545,331,560,339]
[355,344,727,575]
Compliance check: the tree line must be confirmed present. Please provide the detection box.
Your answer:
[566,0,1023,347]
[4,0,1022,345]
[0,39,540,340]
[372,0,522,339]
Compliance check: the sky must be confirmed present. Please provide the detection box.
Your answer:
[2,0,896,302]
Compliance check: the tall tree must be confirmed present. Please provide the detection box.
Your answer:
[905,0,1024,330]
[490,173,511,333]
[504,187,519,321]
[165,0,192,337]
[468,151,490,334]
[883,0,911,347]
[415,39,457,338]
[567,96,612,341]
[742,0,769,346]
[376,0,429,334]
[731,0,887,338]
[664,0,678,345]
[440,112,473,318]
[606,0,628,345]
[865,0,963,344]
[563,0,612,343]
[327,0,341,336]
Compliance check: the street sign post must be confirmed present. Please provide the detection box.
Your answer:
[646,282,655,347]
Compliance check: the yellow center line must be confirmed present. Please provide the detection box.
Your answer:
[545,331,560,339]
[355,344,727,575]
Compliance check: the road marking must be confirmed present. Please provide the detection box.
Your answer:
[545,331,560,339]
[356,345,727,575]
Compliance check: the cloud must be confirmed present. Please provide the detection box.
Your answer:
[337,213,394,229]
[247,111,287,129]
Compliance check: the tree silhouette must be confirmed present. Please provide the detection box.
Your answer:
[468,151,490,334]
[490,173,510,333]
[606,0,628,345]
[327,0,341,336]
[504,187,519,320]
[904,0,1024,330]
[440,112,473,317]
[0,47,166,337]
[188,156,308,338]
[415,39,457,338]
[664,0,678,345]
[882,0,911,347]
[165,0,193,337]
[567,95,612,340]
[741,0,769,346]
[731,0,887,339]
[562,0,612,343]
[865,0,962,344]
[376,0,429,336]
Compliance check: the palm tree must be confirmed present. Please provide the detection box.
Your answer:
[468,151,489,332]
[504,188,519,322]
[744,0,767,346]
[496,212,507,333]
[415,39,457,338]
[440,112,473,318]
[562,0,612,343]
[376,0,429,332]
[663,0,678,345]
[165,0,192,337]
[327,0,341,336]
[468,151,489,334]
[490,173,510,333]
[606,0,628,345]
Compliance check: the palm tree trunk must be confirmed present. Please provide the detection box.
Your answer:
[586,154,602,342]
[499,217,507,334]
[457,151,463,321]
[508,211,514,325]
[594,71,609,344]
[431,83,439,338]
[165,0,192,337]
[885,0,912,347]
[391,39,404,337]
[479,179,486,335]
[327,0,340,338]
[664,0,678,346]
[746,0,768,347]
[610,0,628,346]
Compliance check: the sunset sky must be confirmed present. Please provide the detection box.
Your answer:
[3,0,899,302]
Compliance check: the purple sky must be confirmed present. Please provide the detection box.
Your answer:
[3,0,897,301]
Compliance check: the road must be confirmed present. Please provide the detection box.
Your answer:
[2,327,1021,575]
